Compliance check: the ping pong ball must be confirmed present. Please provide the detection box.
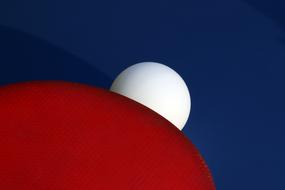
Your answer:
[110,62,191,130]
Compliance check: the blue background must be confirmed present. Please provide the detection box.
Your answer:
[0,0,284,189]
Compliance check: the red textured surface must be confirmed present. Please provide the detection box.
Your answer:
[0,81,215,190]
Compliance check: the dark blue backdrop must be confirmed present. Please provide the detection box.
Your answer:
[0,0,284,189]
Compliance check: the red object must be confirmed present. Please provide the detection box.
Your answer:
[0,81,215,190]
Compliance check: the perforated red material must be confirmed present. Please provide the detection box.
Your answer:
[0,81,215,190]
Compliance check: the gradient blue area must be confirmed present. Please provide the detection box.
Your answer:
[0,26,111,87]
[0,0,284,189]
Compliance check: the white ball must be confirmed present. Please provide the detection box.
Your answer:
[110,62,191,130]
